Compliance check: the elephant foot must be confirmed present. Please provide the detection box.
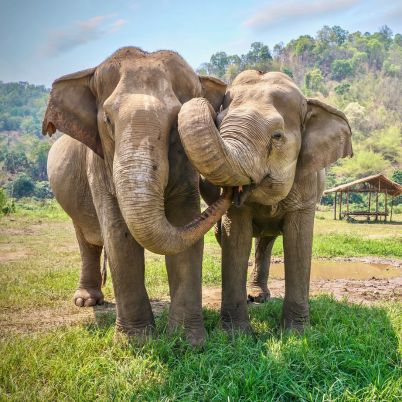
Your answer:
[168,316,206,348]
[221,307,252,333]
[114,323,155,346]
[221,318,253,333]
[247,285,270,303]
[281,302,309,334]
[73,287,104,307]
[281,318,309,334]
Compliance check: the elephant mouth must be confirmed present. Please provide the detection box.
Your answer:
[232,172,288,207]
[232,183,255,207]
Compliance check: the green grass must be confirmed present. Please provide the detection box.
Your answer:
[1,297,401,401]
[12,198,69,220]
[1,206,402,400]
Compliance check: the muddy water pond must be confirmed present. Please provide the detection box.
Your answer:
[268,261,401,280]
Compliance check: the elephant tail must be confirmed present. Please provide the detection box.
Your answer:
[101,248,108,287]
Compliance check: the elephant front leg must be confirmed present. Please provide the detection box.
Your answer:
[165,194,205,347]
[96,198,155,341]
[282,208,315,332]
[73,223,104,307]
[165,239,205,347]
[248,236,276,303]
[221,206,253,332]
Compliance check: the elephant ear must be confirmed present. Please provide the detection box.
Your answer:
[42,67,103,158]
[297,98,352,178]
[199,75,227,112]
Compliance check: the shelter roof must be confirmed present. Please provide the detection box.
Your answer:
[324,174,402,197]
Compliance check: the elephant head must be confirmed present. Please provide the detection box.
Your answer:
[43,47,231,254]
[178,70,352,206]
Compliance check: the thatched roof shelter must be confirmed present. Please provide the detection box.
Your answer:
[324,174,402,222]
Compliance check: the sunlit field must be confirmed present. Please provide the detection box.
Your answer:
[0,201,401,400]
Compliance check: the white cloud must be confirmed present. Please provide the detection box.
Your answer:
[244,0,360,31]
[110,19,128,32]
[42,15,128,57]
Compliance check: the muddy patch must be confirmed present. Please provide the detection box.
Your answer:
[267,261,401,280]
[203,277,402,309]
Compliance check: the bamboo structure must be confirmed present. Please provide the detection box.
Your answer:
[324,174,402,222]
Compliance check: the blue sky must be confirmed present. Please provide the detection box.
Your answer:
[1,0,401,87]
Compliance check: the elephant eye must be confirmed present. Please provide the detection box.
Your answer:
[104,113,111,125]
[272,131,283,140]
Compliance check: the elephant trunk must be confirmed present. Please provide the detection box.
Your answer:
[113,99,232,255]
[178,98,257,186]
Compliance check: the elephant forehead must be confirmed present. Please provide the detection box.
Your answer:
[94,51,200,105]
[227,82,303,122]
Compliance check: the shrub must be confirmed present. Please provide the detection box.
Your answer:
[34,181,53,199]
[7,173,35,198]
[0,188,15,215]
[331,59,354,80]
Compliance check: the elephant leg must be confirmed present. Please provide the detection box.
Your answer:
[165,197,205,347]
[221,206,253,332]
[281,208,315,332]
[247,236,276,303]
[73,223,104,307]
[92,190,155,340]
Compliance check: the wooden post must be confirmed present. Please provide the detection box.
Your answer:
[368,191,371,222]
[384,190,388,222]
[390,196,394,222]
[334,192,337,220]
[375,191,379,221]
[346,190,350,217]
[339,191,343,220]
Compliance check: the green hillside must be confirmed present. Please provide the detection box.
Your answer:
[0,25,401,208]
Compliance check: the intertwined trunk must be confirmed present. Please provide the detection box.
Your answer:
[113,98,232,255]
[178,98,268,187]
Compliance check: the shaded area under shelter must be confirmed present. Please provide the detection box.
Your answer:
[324,174,402,222]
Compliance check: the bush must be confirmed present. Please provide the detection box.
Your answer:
[334,82,351,95]
[331,59,354,80]
[7,173,35,198]
[34,181,53,199]
[305,68,324,92]
[0,188,15,215]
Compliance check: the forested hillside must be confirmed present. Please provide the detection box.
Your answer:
[0,25,401,208]
[0,81,52,201]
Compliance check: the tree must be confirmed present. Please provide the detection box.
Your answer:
[209,52,230,78]
[3,150,30,174]
[304,68,324,92]
[34,181,53,199]
[334,83,351,95]
[333,150,391,179]
[288,35,315,56]
[392,170,402,184]
[30,140,51,180]
[8,173,35,198]
[331,59,354,80]
[317,25,348,46]
[241,42,272,72]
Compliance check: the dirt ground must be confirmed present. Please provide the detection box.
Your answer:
[2,274,401,337]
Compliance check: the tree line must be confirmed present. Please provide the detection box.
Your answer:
[0,25,401,210]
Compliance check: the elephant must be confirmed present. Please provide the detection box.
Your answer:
[43,47,232,346]
[178,70,352,332]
